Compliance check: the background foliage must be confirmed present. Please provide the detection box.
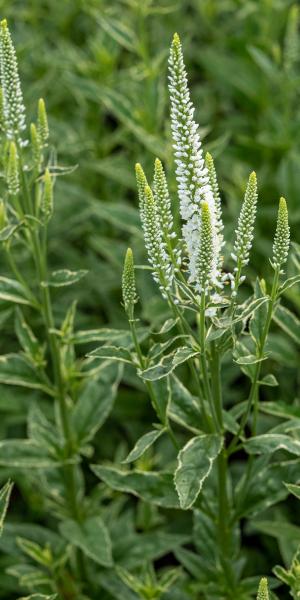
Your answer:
[0,0,300,598]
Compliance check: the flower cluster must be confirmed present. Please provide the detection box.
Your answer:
[135,34,290,304]
[168,33,222,288]
[0,19,26,143]
[232,172,258,268]
[139,179,174,299]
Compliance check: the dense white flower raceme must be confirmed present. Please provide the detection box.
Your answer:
[0,19,26,143]
[168,33,223,289]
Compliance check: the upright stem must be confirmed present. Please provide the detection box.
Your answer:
[129,318,179,450]
[228,267,280,454]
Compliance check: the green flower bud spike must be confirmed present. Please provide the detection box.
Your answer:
[37,98,49,146]
[41,168,53,222]
[196,201,214,294]
[6,141,19,195]
[257,577,269,600]
[122,248,137,319]
[272,197,290,270]
[135,163,148,216]
[30,123,41,167]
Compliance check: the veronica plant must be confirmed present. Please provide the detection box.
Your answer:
[89,33,300,599]
[0,20,129,600]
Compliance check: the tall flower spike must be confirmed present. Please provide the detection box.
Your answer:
[153,158,181,269]
[6,141,19,195]
[272,197,290,269]
[196,201,214,293]
[135,163,148,216]
[0,20,26,142]
[232,171,258,268]
[257,578,269,600]
[122,248,137,319]
[168,33,222,286]
[141,185,173,298]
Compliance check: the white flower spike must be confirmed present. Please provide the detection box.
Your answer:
[168,33,222,287]
[0,20,26,143]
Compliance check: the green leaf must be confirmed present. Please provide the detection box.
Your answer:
[167,376,202,433]
[235,354,267,365]
[279,274,300,294]
[17,537,52,567]
[258,374,278,386]
[92,465,180,509]
[140,347,199,381]
[43,269,88,287]
[72,363,122,446]
[174,434,223,510]
[87,345,133,364]
[244,434,300,456]
[0,481,13,536]
[0,277,33,306]
[0,354,53,395]
[0,440,65,468]
[123,428,165,464]
[215,297,268,328]
[15,308,44,364]
[260,401,300,419]
[274,304,300,345]
[285,482,300,499]
[0,223,20,242]
[72,327,148,347]
[98,14,138,52]
[60,516,112,567]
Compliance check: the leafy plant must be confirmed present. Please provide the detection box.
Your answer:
[0,12,300,600]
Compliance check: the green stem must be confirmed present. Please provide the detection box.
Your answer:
[228,267,280,455]
[129,318,179,450]
[199,292,219,431]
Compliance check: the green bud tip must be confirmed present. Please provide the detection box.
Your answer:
[122,247,136,317]
[272,196,290,268]
[7,142,19,196]
[41,168,53,221]
[0,19,8,31]
[257,577,269,600]
[172,32,181,47]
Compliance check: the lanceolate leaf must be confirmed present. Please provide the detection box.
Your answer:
[274,304,300,345]
[0,277,34,306]
[279,274,300,294]
[0,354,53,395]
[60,516,113,567]
[123,428,166,464]
[87,345,133,364]
[0,481,13,536]
[244,434,300,456]
[174,434,223,510]
[72,363,122,446]
[285,482,300,500]
[167,375,202,433]
[0,440,68,468]
[91,465,180,509]
[140,347,199,381]
[43,269,88,287]
[71,327,148,347]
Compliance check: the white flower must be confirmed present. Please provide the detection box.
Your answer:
[232,171,258,269]
[168,33,222,288]
[0,20,26,143]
